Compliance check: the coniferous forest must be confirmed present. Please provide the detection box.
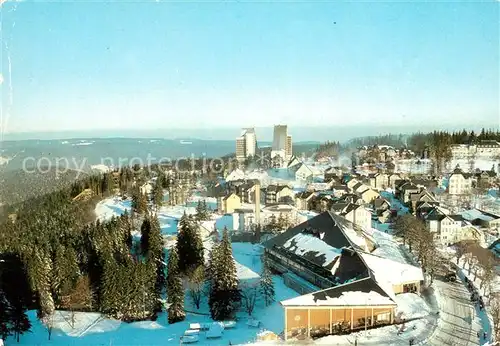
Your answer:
[0,161,270,342]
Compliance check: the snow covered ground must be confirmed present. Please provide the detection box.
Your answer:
[450,158,498,172]
[6,243,299,346]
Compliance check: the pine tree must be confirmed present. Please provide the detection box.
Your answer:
[52,244,79,305]
[10,303,31,342]
[166,247,185,323]
[0,290,12,340]
[260,259,275,306]
[195,200,209,221]
[208,229,240,320]
[176,214,205,274]
[27,248,55,318]
[153,180,164,210]
[149,214,166,314]
[140,217,152,257]
[0,254,33,342]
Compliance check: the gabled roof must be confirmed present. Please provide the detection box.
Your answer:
[352,182,364,191]
[281,276,396,307]
[450,168,472,179]
[296,191,315,200]
[262,211,372,268]
[373,197,390,208]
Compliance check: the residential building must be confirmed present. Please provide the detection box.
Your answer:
[235,128,257,162]
[408,190,438,213]
[368,173,389,190]
[373,197,391,215]
[225,168,245,182]
[295,163,321,182]
[388,174,402,190]
[262,212,423,340]
[330,202,372,231]
[338,193,364,205]
[450,140,500,159]
[360,189,380,204]
[332,184,349,198]
[473,170,497,188]
[265,184,294,205]
[460,209,500,230]
[324,166,343,183]
[425,211,463,246]
[398,182,421,204]
[217,193,242,214]
[295,191,316,211]
[448,168,472,195]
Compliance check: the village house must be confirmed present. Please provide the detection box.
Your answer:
[346,179,361,191]
[423,209,466,246]
[217,193,242,214]
[295,163,322,183]
[287,155,303,170]
[266,184,295,205]
[324,166,344,183]
[331,184,349,198]
[295,191,316,211]
[337,193,364,205]
[408,189,438,214]
[397,182,421,204]
[360,189,380,204]
[472,169,497,188]
[368,173,389,190]
[373,197,391,215]
[460,209,500,231]
[312,194,336,213]
[262,212,423,340]
[139,182,152,195]
[388,173,403,190]
[330,202,372,231]
[225,168,246,182]
[448,168,473,195]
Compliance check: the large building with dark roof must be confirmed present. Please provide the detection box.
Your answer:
[263,211,424,340]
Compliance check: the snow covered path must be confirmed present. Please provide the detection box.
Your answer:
[427,276,482,346]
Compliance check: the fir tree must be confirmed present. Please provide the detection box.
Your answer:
[195,200,209,221]
[52,244,79,305]
[208,229,240,320]
[0,290,12,340]
[10,303,31,342]
[260,259,275,306]
[176,214,204,274]
[166,247,185,323]
[27,248,55,318]
[152,180,164,210]
[148,215,166,314]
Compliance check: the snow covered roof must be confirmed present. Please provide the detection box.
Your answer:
[226,169,245,182]
[460,209,498,222]
[359,252,424,286]
[281,277,396,307]
[284,233,343,268]
[263,212,373,268]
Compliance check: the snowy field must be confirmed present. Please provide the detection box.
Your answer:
[7,243,299,346]
[450,158,498,172]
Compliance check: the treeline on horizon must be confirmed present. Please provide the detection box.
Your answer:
[315,128,500,158]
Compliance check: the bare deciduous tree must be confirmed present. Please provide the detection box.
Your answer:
[240,283,258,316]
[490,293,500,342]
[187,265,205,310]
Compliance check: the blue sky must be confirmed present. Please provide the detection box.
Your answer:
[1,1,499,134]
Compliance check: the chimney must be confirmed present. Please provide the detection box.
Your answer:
[255,181,261,226]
